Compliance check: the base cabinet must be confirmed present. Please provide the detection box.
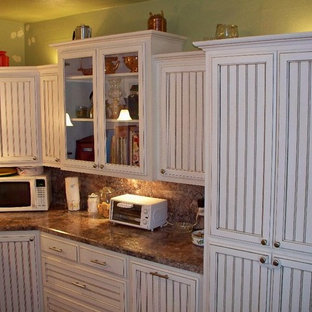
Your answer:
[40,232,202,312]
[271,255,312,312]
[209,244,271,312]
[209,243,312,312]
[130,259,202,312]
[0,231,42,312]
[41,233,127,312]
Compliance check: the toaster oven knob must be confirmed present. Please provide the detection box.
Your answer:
[143,208,148,214]
[143,219,147,225]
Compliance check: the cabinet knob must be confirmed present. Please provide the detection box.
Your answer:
[93,163,97,168]
[274,241,281,248]
[272,259,280,267]
[33,156,37,160]
[55,158,60,162]
[160,169,166,174]
[100,164,104,169]
[260,239,268,246]
[259,256,267,264]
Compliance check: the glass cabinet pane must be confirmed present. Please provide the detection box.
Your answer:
[105,52,140,167]
[64,56,94,162]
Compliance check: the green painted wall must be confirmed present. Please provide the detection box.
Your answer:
[8,0,312,65]
[0,19,25,66]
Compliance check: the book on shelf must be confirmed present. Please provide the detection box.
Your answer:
[106,125,139,166]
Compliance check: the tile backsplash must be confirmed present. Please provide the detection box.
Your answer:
[46,167,204,224]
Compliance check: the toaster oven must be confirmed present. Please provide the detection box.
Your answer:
[109,194,167,231]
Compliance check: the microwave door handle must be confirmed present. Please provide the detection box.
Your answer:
[117,203,134,209]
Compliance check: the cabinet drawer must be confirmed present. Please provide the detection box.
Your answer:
[79,245,126,277]
[42,257,125,312]
[44,288,102,312]
[41,234,78,262]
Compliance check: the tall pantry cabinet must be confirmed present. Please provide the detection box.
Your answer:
[195,32,312,312]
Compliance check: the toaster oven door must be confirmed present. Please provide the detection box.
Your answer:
[111,201,142,225]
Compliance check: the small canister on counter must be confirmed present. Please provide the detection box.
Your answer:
[88,193,99,217]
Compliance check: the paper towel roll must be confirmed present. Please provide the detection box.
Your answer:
[65,177,80,211]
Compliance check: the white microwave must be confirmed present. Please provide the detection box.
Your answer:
[0,174,51,212]
[109,194,168,231]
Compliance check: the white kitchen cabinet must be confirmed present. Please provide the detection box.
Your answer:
[195,32,312,311]
[154,51,205,185]
[40,232,203,312]
[0,231,42,312]
[275,51,312,254]
[208,243,271,312]
[271,253,312,312]
[130,258,202,312]
[41,233,127,312]
[39,65,61,167]
[0,68,42,166]
[52,30,186,180]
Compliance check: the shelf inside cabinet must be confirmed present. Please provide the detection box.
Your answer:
[66,75,93,81]
[71,118,94,122]
[105,72,138,78]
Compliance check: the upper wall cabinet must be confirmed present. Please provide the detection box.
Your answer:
[154,51,205,185]
[39,65,61,167]
[0,68,42,166]
[52,30,186,180]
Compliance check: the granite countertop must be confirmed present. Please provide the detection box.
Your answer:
[0,209,203,274]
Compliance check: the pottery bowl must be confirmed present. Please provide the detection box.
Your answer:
[192,230,204,247]
[123,56,138,72]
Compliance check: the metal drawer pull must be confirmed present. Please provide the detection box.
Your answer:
[90,259,107,266]
[72,281,87,289]
[150,272,169,279]
[49,246,63,253]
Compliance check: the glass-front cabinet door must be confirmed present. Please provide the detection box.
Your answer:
[60,51,97,170]
[98,46,143,175]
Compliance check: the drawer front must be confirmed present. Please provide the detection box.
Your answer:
[41,234,78,262]
[42,256,126,312]
[79,245,126,277]
[44,288,101,312]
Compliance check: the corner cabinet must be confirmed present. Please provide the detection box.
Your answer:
[195,32,312,311]
[0,231,42,312]
[52,30,186,180]
[154,51,205,185]
[0,68,42,166]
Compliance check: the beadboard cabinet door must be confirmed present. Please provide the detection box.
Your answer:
[208,244,271,312]
[39,65,61,167]
[209,53,275,245]
[271,254,312,312]
[0,231,42,312]
[155,51,205,185]
[275,51,312,254]
[130,259,201,312]
[0,69,41,165]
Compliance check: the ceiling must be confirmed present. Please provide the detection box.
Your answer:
[0,0,148,23]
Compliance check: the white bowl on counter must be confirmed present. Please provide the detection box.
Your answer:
[192,230,204,247]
